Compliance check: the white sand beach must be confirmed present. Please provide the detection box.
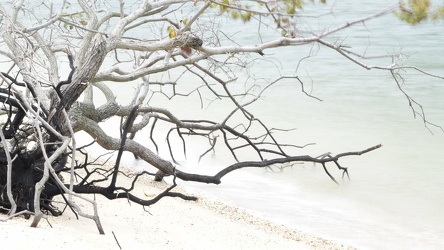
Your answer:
[0,169,353,250]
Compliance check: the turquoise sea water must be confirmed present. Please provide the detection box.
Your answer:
[84,2,444,249]
[2,1,443,249]
[138,2,444,249]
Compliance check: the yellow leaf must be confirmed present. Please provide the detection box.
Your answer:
[167,26,176,39]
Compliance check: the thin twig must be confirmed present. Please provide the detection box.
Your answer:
[112,231,122,249]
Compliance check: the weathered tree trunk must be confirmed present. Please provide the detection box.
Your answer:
[0,151,64,217]
[49,36,107,135]
[0,35,107,218]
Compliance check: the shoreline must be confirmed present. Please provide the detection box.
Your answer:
[1,166,354,249]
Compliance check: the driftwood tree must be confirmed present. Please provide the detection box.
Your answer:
[0,0,441,233]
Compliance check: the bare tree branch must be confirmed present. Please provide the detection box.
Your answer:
[0,0,440,235]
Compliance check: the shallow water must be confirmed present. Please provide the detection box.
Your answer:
[136,2,443,249]
[79,2,444,249]
[4,0,443,249]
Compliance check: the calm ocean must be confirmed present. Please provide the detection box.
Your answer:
[5,0,441,248]
[129,2,443,249]
[82,1,443,249]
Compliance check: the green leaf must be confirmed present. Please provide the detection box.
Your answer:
[231,10,240,20]
[241,12,251,22]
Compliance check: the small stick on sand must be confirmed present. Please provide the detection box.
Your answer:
[112,231,122,249]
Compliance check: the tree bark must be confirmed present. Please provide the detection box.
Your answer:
[49,35,108,135]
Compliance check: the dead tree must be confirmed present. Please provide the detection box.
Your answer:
[0,1,440,233]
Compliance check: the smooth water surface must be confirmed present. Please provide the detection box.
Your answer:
[1,1,443,248]
[146,2,443,249]
[70,1,444,249]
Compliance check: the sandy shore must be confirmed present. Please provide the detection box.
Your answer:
[0,168,353,250]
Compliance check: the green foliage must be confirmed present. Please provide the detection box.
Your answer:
[62,2,89,29]
[283,0,303,15]
[231,10,240,19]
[210,0,327,36]
[431,6,444,21]
[395,0,430,24]
[241,11,252,22]
[395,0,444,24]
[219,0,229,12]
